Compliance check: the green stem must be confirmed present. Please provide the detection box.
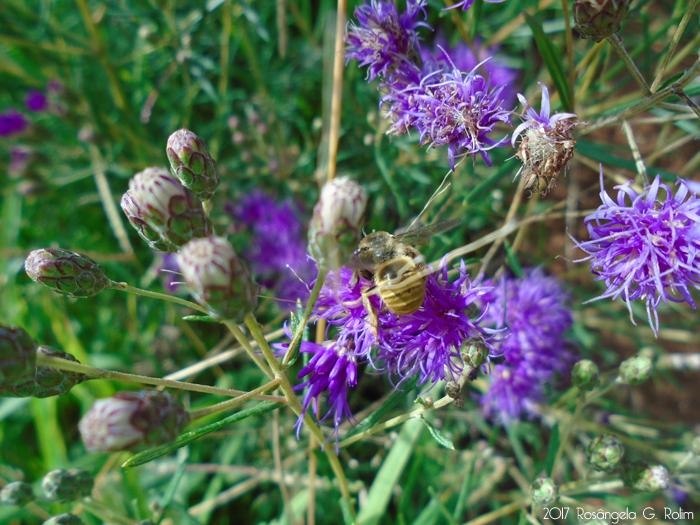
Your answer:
[580,55,700,134]
[37,354,281,400]
[88,144,134,255]
[339,395,454,448]
[283,268,327,365]
[189,378,283,420]
[650,0,698,93]
[80,499,137,525]
[109,281,208,313]
[607,33,650,93]
[222,319,274,378]
[462,498,526,525]
[243,313,356,517]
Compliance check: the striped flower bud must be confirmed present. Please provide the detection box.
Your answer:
[166,129,219,200]
[618,354,653,385]
[78,390,189,452]
[622,462,670,492]
[120,167,212,252]
[43,513,84,525]
[9,346,86,398]
[530,476,557,506]
[308,176,367,269]
[588,434,624,472]
[0,481,34,506]
[574,0,631,41]
[572,359,600,391]
[0,325,37,388]
[25,248,110,298]
[177,236,258,320]
[41,468,93,502]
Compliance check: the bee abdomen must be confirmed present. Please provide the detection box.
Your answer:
[376,256,427,315]
[381,280,426,314]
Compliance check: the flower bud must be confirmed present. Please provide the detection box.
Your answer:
[618,354,652,385]
[166,129,219,200]
[43,513,84,525]
[530,476,557,506]
[0,481,34,506]
[78,390,189,452]
[177,236,258,320]
[9,346,86,398]
[308,176,367,270]
[461,341,489,369]
[622,462,670,492]
[0,325,37,388]
[42,468,93,501]
[572,359,599,391]
[25,248,110,298]
[574,0,631,41]
[120,167,212,252]
[588,434,624,472]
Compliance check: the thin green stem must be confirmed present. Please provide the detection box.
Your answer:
[81,499,137,525]
[88,144,134,255]
[189,378,283,420]
[244,313,356,517]
[462,498,526,525]
[607,32,650,93]
[37,354,280,399]
[283,268,327,365]
[580,56,700,134]
[339,395,454,448]
[109,281,208,313]
[222,319,274,378]
[650,0,698,93]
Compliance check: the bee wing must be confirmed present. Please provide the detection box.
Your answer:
[393,218,461,247]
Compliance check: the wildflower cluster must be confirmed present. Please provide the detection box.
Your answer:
[226,190,317,310]
[479,269,573,422]
[281,262,501,435]
[573,172,700,335]
[346,0,514,166]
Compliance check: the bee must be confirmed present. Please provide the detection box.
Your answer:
[351,219,459,332]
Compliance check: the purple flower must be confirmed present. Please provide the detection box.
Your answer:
[480,268,573,422]
[25,90,48,112]
[284,262,499,435]
[9,146,32,177]
[294,339,359,436]
[511,84,577,145]
[511,83,578,194]
[346,0,428,85]
[421,38,518,107]
[573,171,700,335]
[0,110,28,137]
[377,261,501,385]
[384,63,512,167]
[158,253,181,292]
[446,0,507,11]
[313,267,380,359]
[227,191,317,310]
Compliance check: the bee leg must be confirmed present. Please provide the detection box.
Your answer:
[361,289,379,337]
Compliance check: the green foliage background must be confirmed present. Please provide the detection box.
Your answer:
[1,0,698,524]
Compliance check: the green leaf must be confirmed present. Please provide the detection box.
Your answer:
[543,424,560,476]
[344,377,417,441]
[356,418,423,525]
[420,417,455,450]
[181,314,219,323]
[122,401,280,468]
[524,12,573,112]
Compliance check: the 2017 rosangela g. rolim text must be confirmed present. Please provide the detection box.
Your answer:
[542,506,694,522]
